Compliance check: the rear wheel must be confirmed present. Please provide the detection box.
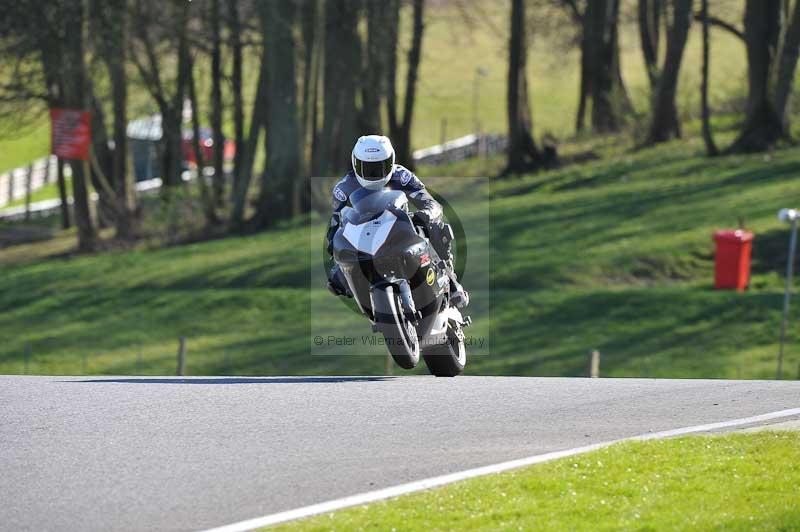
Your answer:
[422,322,466,377]
[372,285,420,370]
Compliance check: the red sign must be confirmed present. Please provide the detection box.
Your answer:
[50,108,91,161]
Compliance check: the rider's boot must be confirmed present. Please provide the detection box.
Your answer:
[444,261,469,308]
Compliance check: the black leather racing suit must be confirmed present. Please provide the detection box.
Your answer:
[325,165,457,297]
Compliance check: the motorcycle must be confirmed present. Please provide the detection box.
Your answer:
[331,188,469,376]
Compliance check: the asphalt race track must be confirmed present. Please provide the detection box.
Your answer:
[2,376,799,531]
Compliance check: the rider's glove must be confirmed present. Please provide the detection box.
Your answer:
[413,209,431,226]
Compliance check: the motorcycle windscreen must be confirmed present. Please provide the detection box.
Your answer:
[350,188,407,217]
[342,210,397,255]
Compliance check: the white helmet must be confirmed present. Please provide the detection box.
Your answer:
[351,135,395,190]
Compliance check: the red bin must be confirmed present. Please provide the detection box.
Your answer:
[713,230,754,291]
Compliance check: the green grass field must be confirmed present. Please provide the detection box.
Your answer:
[2,134,800,379]
[2,1,800,379]
[271,431,800,531]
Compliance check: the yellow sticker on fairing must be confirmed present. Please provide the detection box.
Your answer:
[426,268,435,286]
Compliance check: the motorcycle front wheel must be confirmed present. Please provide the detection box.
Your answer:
[372,285,420,370]
[422,322,466,377]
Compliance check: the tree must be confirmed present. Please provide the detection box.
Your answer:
[315,0,362,176]
[387,0,426,170]
[130,0,191,189]
[645,0,693,145]
[503,0,543,175]
[227,0,245,200]
[729,0,800,152]
[574,0,632,133]
[638,0,663,92]
[700,0,718,156]
[361,0,387,133]
[208,0,225,209]
[187,51,219,226]
[59,0,97,251]
[92,0,139,239]
[254,0,302,228]
[230,27,269,230]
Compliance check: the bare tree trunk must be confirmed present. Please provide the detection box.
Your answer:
[700,0,718,156]
[304,0,324,179]
[230,40,268,229]
[317,0,361,176]
[227,0,244,194]
[639,0,662,91]
[209,0,225,210]
[774,0,800,126]
[61,0,96,252]
[729,0,786,152]
[582,0,628,133]
[503,0,541,175]
[131,1,190,189]
[88,93,116,229]
[646,0,693,145]
[361,0,385,133]
[575,62,588,133]
[300,0,317,149]
[187,53,218,226]
[393,0,425,170]
[93,0,137,240]
[255,0,301,228]
[386,0,401,141]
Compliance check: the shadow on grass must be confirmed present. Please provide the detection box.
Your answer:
[66,376,397,384]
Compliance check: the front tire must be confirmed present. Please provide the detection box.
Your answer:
[422,323,466,377]
[372,285,420,370]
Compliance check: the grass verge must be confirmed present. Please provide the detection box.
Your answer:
[272,431,800,531]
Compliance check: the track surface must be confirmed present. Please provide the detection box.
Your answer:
[2,376,799,531]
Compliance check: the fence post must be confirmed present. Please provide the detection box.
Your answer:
[588,350,600,378]
[177,337,186,376]
[7,170,14,203]
[56,158,71,229]
[24,164,33,221]
[44,156,52,184]
[385,352,393,376]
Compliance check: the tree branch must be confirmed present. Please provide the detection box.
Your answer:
[693,12,744,41]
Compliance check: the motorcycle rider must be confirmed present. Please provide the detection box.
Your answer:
[326,135,469,308]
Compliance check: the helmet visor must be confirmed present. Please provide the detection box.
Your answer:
[355,157,393,181]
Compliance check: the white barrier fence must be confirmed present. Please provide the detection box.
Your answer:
[0,156,58,208]
[413,134,507,166]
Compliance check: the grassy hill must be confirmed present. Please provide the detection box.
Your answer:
[3,134,799,379]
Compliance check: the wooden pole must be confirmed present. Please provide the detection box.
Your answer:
[589,350,600,378]
[177,337,186,376]
[385,352,393,376]
[24,342,30,374]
